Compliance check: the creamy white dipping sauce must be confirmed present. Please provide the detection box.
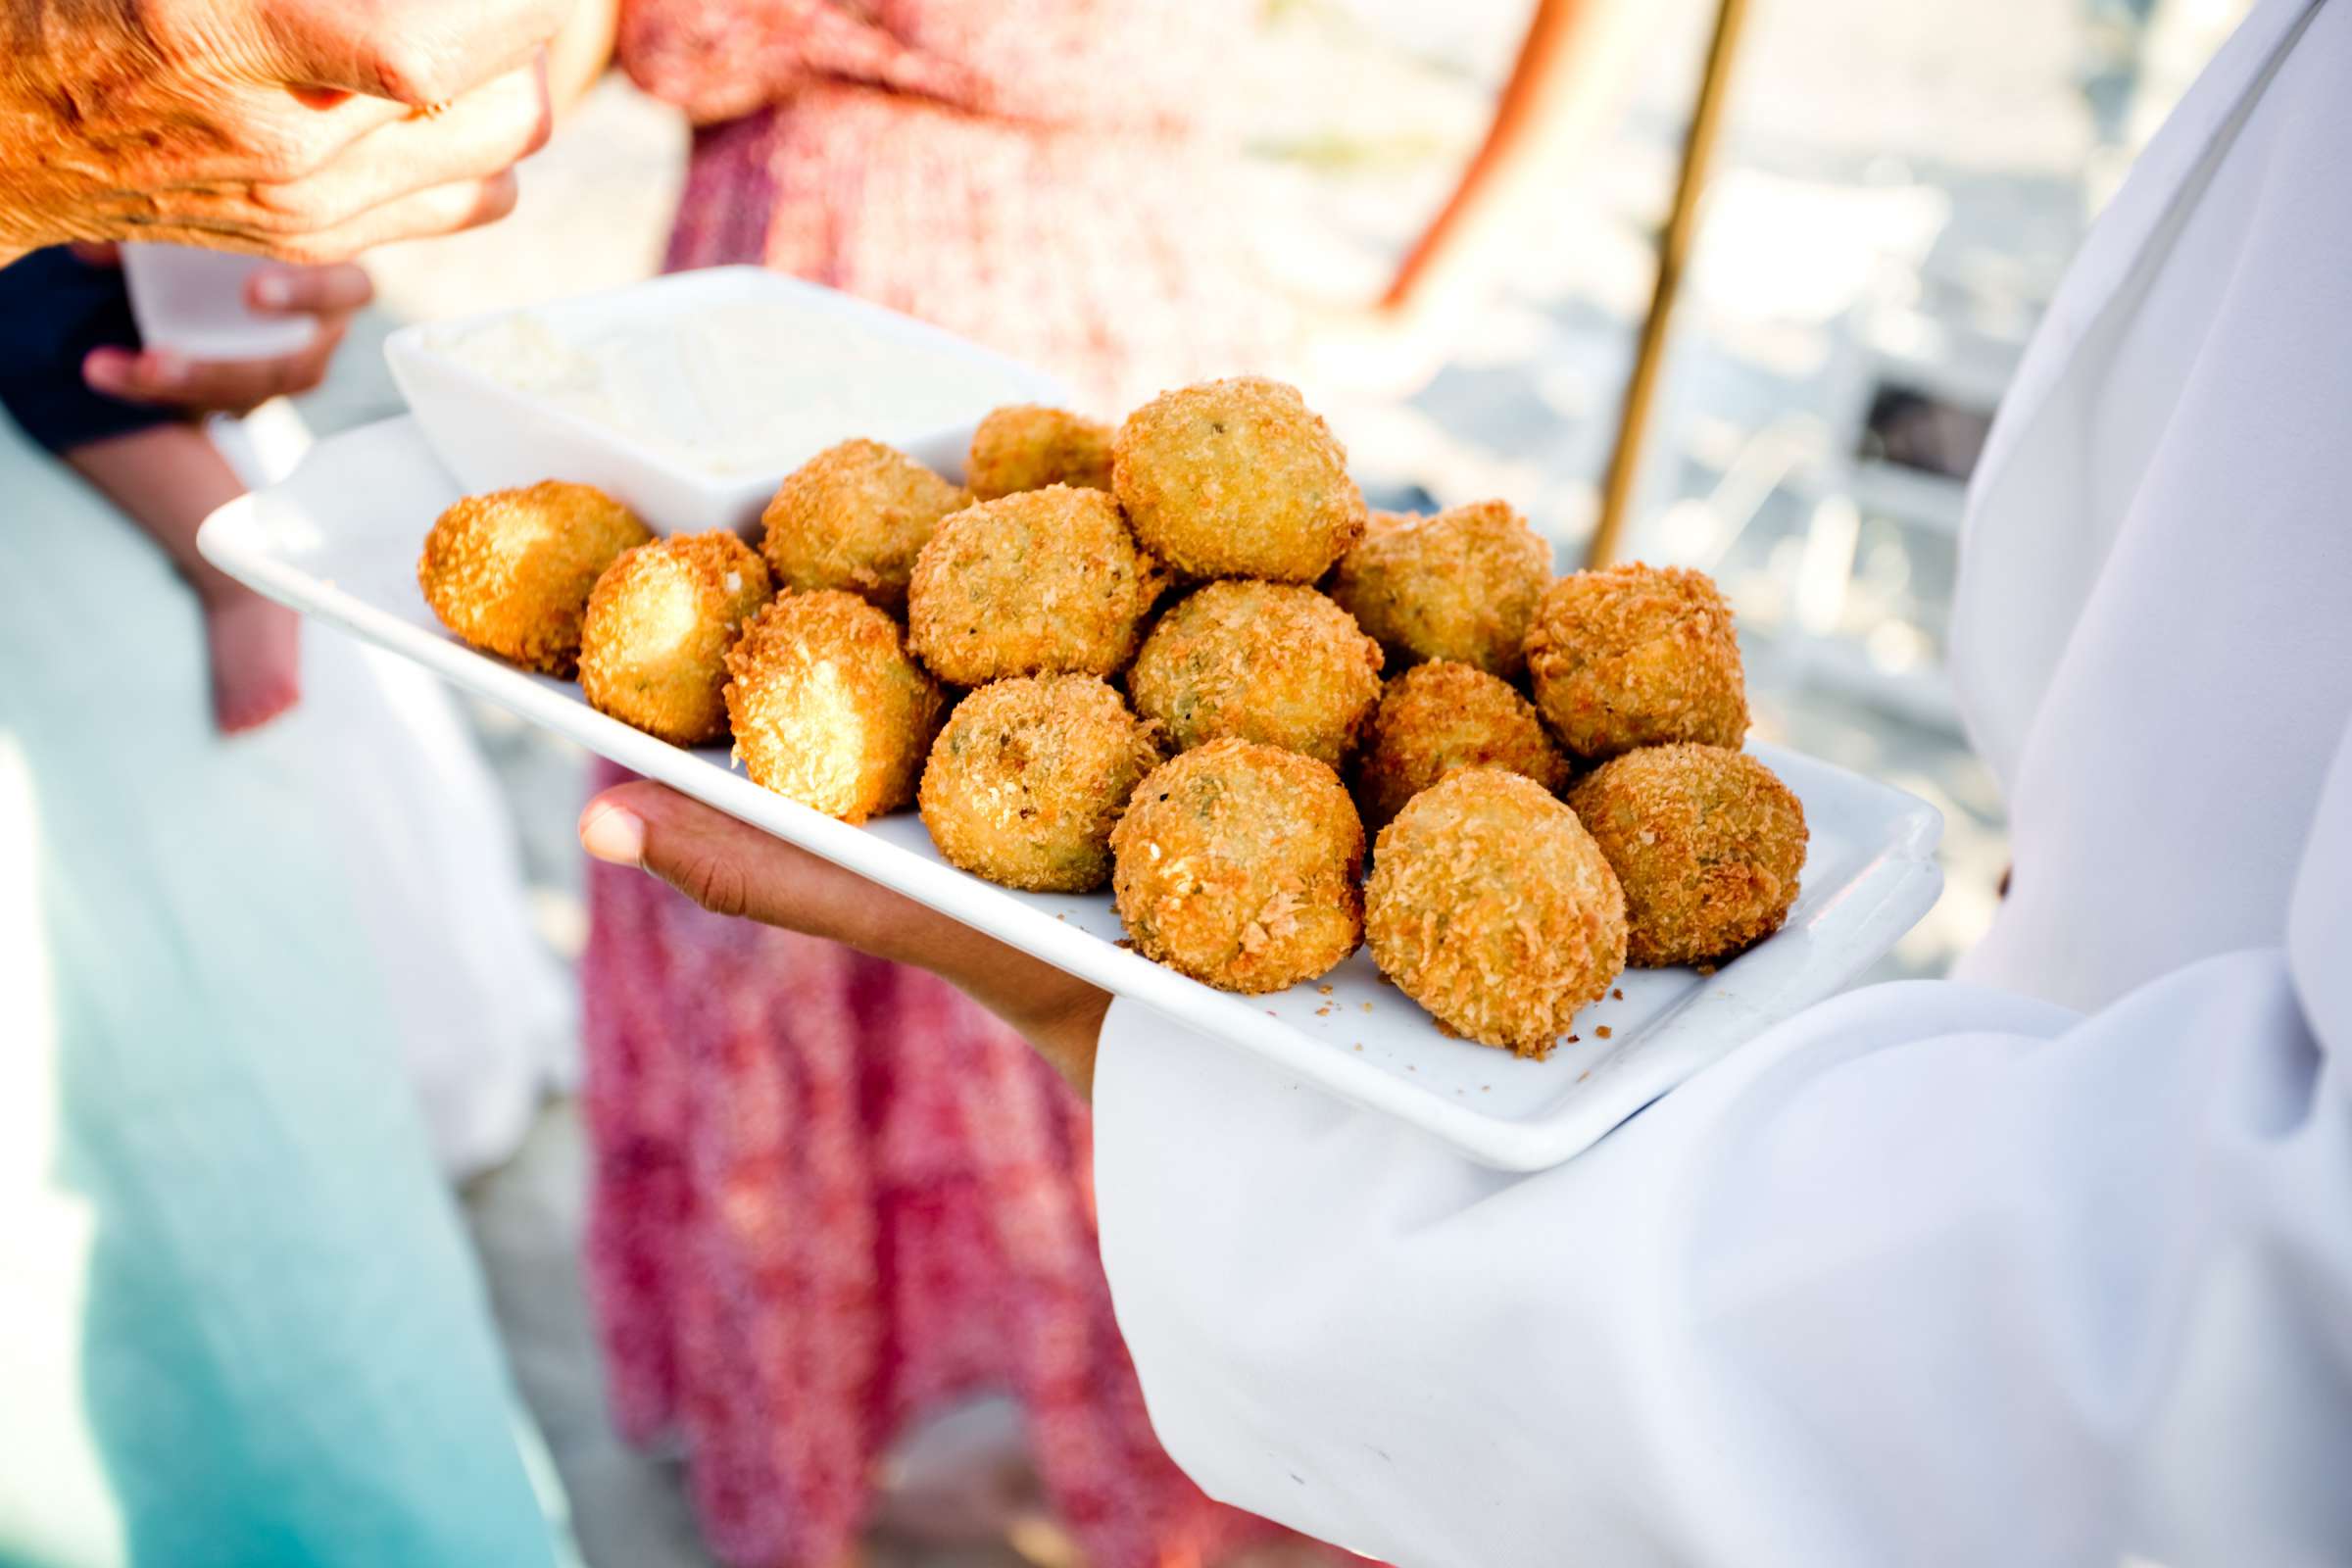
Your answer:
[429,302,1037,476]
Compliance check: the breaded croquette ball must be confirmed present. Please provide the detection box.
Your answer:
[919,676,1166,892]
[1523,563,1749,760]
[1111,738,1365,994]
[1353,662,1568,831]
[906,485,1165,685]
[1565,743,1807,967]
[1328,499,1551,677]
[580,531,774,745]
[1127,580,1384,767]
[418,480,651,676]
[760,438,970,612]
[723,591,943,822]
[1365,769,1626,1056]
[1112,376,1367,581]
[966,405,1114,501]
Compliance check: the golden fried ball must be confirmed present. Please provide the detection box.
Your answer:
[1327,499,1551,677]
[578,532,774,745]
[966,405,1115,501]
[418,480,652,676]
[1111,376,1367,581]
[1353,662,1568,831]
[1127,580,1384,767]
[1523,563,1749,760]
[1111,737,1365,994]
[1564,743,1807,967]
[1365,769,1626,1056]
[723,591,944,822]
[760,438,971,612]
[919,676,1166,892]
[906,485,1165,685]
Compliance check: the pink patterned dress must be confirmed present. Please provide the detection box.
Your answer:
[584,6,1316,1565]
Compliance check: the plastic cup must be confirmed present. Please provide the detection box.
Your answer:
[121,243,319,361]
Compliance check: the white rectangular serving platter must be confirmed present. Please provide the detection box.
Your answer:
[200,414,1942,1171]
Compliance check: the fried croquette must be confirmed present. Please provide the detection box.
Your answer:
[906,485,1165,684]
[760,438,971,612]
[1111,377,1367,581]
[1111,738,1365,993]
[919,676,1166,892]
[1565,743,1807,967]
[1353,662,1568,831]
[578,532,774,745]
[1522,563,1749,760]
[723,591,943,822]
[1365,769,1626,1056]
[418,480,652,676]
[1328,499,1551,677]
[966,405,1115,501]
[1127,580,1384,767]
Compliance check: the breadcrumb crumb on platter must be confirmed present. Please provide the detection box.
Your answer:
[205,390,1944,1172]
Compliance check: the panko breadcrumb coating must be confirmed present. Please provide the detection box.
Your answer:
[1328,506,1419,570]
[919,676,1166,892]
[579,531,773,745]
[966,405,1114,500]
[418,480,651,676]
[1111,737,1364,994]
[1365,769,1627,1056]
[1328,499,1551,677]
[1565,743,1807,967]
[723,591,943,822]
[760,438,970,612]
[1112,377,1367,581]
[906,485,1165,685]
[1353,662,1568,830]
[1127,580,1384,767]
[1523,563,1749,760]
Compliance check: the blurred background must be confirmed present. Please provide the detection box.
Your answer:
[248,0,2246,1560]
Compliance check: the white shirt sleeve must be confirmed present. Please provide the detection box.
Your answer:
[1092,727,2352,1568]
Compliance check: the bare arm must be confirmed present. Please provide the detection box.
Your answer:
[67,418,310,733]
[66,425,252,607]
[1380,0,1656,319]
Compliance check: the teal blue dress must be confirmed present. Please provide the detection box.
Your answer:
[0,259,558,1566]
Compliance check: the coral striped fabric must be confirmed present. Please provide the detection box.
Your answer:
[622,0,1282,414]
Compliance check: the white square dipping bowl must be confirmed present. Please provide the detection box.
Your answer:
[384,266,1073,534]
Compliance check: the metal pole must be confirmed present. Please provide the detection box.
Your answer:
[1586,0,1752,568]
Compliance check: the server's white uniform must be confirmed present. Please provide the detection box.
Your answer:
[1092,2,2352,1561]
